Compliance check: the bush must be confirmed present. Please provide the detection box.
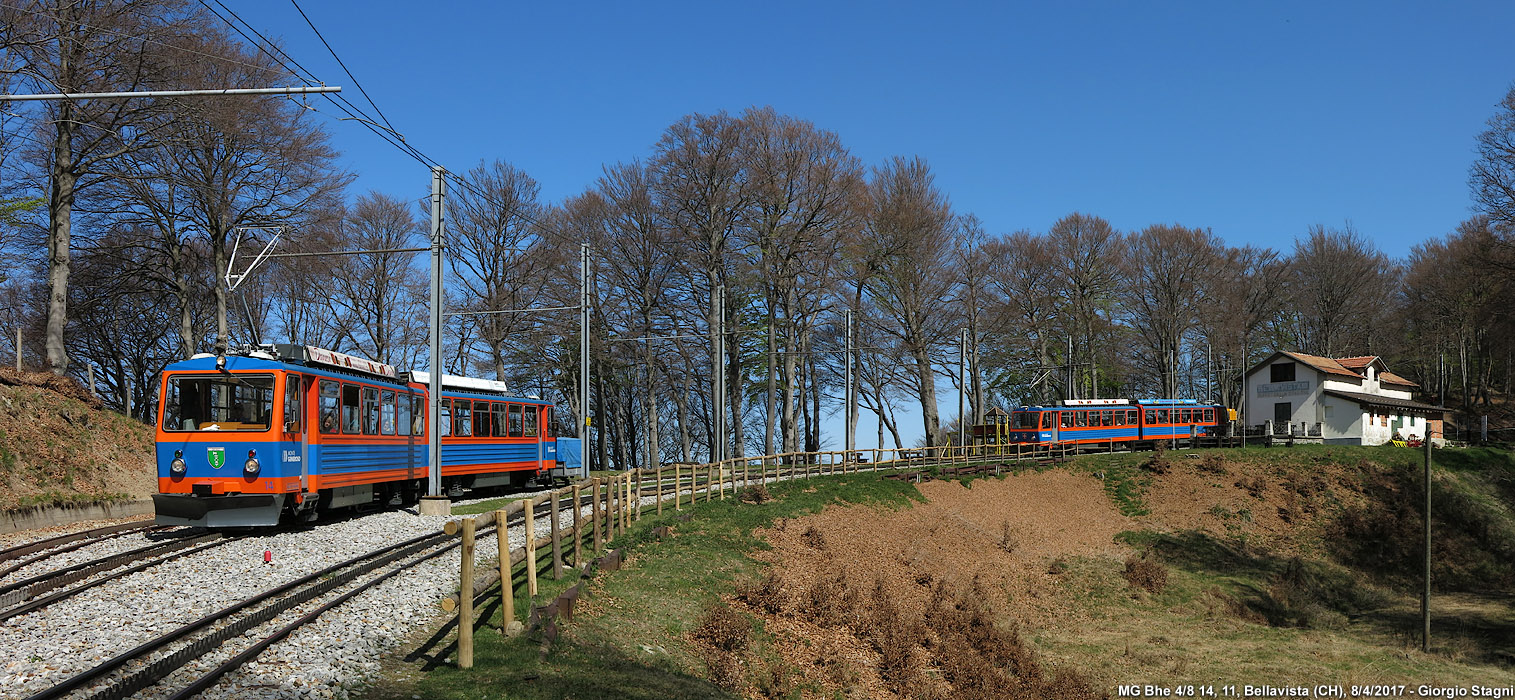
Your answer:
[741,484,773,504]
[1123,555,1168,593]
[801,525,827,550]
[736,571,788,615]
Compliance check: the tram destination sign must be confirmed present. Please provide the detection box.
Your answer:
[1256,381,1310,396]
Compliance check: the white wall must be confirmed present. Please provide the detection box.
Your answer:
[1244,359,1321,427]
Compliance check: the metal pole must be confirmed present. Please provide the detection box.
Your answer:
[580,244,590,478]
[1423,434,1432,653]
[424,167,447,508]
[0,85,342,102]
[845,309,854,458]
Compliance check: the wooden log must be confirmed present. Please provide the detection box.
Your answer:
[525,498,537,596]
[572,483,582,568]
[459,516,476,669]
[498,509,513,629]
[591,478,602,553]
[550,490,563,579]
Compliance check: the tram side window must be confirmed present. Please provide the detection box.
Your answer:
[454,400,472,437]
[474,402,492,437]
[1157,409,1170,424]
[413,395,426,435]
[1060,412,1074,429]
[494,403,508,437]
[283,375,303,433]
[439,399,451,436]
[381,390,397,436]
[1042,412,1054,430]
[1204,409,1215,422]
[1178,409,1189,423]
[1074,411,1087,428]
[543,407,553,437]
[362,388,381,434]
[1101,410,1112,426]
[524,406,538,437]
[342,384,362,434]
[1114,411,1125,426]
[397,392,412,436]
[318,381,340,433]
[1128,409,1139,424]
[1144,410,1156,424]
[509,404,524,437]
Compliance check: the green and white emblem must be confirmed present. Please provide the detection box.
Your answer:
[207,447,226,469]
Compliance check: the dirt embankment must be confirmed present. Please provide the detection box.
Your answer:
[715,452,1515,697]
[0,368,155,511]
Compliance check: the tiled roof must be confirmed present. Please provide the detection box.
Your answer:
[1281,352,1363,378]
[1334,356,1377,369]
[1378,371,1420,388]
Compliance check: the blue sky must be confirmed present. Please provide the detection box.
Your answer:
[229,1,1514,447]
[236,1,1514,260]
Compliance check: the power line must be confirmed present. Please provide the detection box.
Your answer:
[288,0,397,134]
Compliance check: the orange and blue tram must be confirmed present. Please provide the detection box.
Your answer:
[1004,399,1225,446]
[153,344,557,527]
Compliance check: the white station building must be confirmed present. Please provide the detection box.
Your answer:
[1242,352,1446,446]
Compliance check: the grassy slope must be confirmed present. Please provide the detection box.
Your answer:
[364,447,1515,699]
[0,374,154,511]
[364,477,924,700]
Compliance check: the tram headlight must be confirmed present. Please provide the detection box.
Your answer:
[244,450,260,477]
[170,458,187,476]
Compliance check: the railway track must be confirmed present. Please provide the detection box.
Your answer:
[0,524,173,581]
[20,525,490,700]
[0,521,159,565]
[0,531,236,623]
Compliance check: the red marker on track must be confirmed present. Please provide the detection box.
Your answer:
[264,549,272,565]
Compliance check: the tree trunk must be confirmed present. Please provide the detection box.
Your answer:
[765,299,776,457]
[728,287,745,458]
[45,103,76,375]
[213,229,229,356]
[910,340,940,447]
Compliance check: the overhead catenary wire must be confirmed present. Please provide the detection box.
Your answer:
[288,0,398,134]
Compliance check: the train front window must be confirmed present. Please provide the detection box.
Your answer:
[162,374,275,432]
[1012,412,1038,429]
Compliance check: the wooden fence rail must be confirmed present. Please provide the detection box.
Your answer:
[439,435,1245,667]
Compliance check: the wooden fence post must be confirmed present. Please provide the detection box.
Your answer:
[497,509,514,633]
[572,483,583,568]
[675,463,682,510]
[743,460,749,489]
[718,462,725,501]
[622,472,631,530]
[592,478,602,552]
[525,498,538,596]
[657,467,664,515]
[705,465,713,502]
[634,469,643,521]
[459,516,476,669]
[550,489,563,579]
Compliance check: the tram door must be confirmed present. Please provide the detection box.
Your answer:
[280,373,309,493]
[1045,411,1058,443]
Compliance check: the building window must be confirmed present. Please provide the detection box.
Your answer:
[1273,402,1291,423]
[1324,405,1333,419]
[1270,362,1296,383]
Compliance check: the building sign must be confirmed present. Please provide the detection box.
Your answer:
[1257,381,1310,396]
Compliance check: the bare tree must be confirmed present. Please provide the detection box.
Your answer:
[863,156,957,447]
[1123,223,1224,397]
[740,107,864,455]
[2,0,201,372]
[653,111,750,459]
[1471,83,1515,240]
[1285,224,1394,357]
[328,192,425,365]
[447,160,549,381]
[1047,213,1125,398]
